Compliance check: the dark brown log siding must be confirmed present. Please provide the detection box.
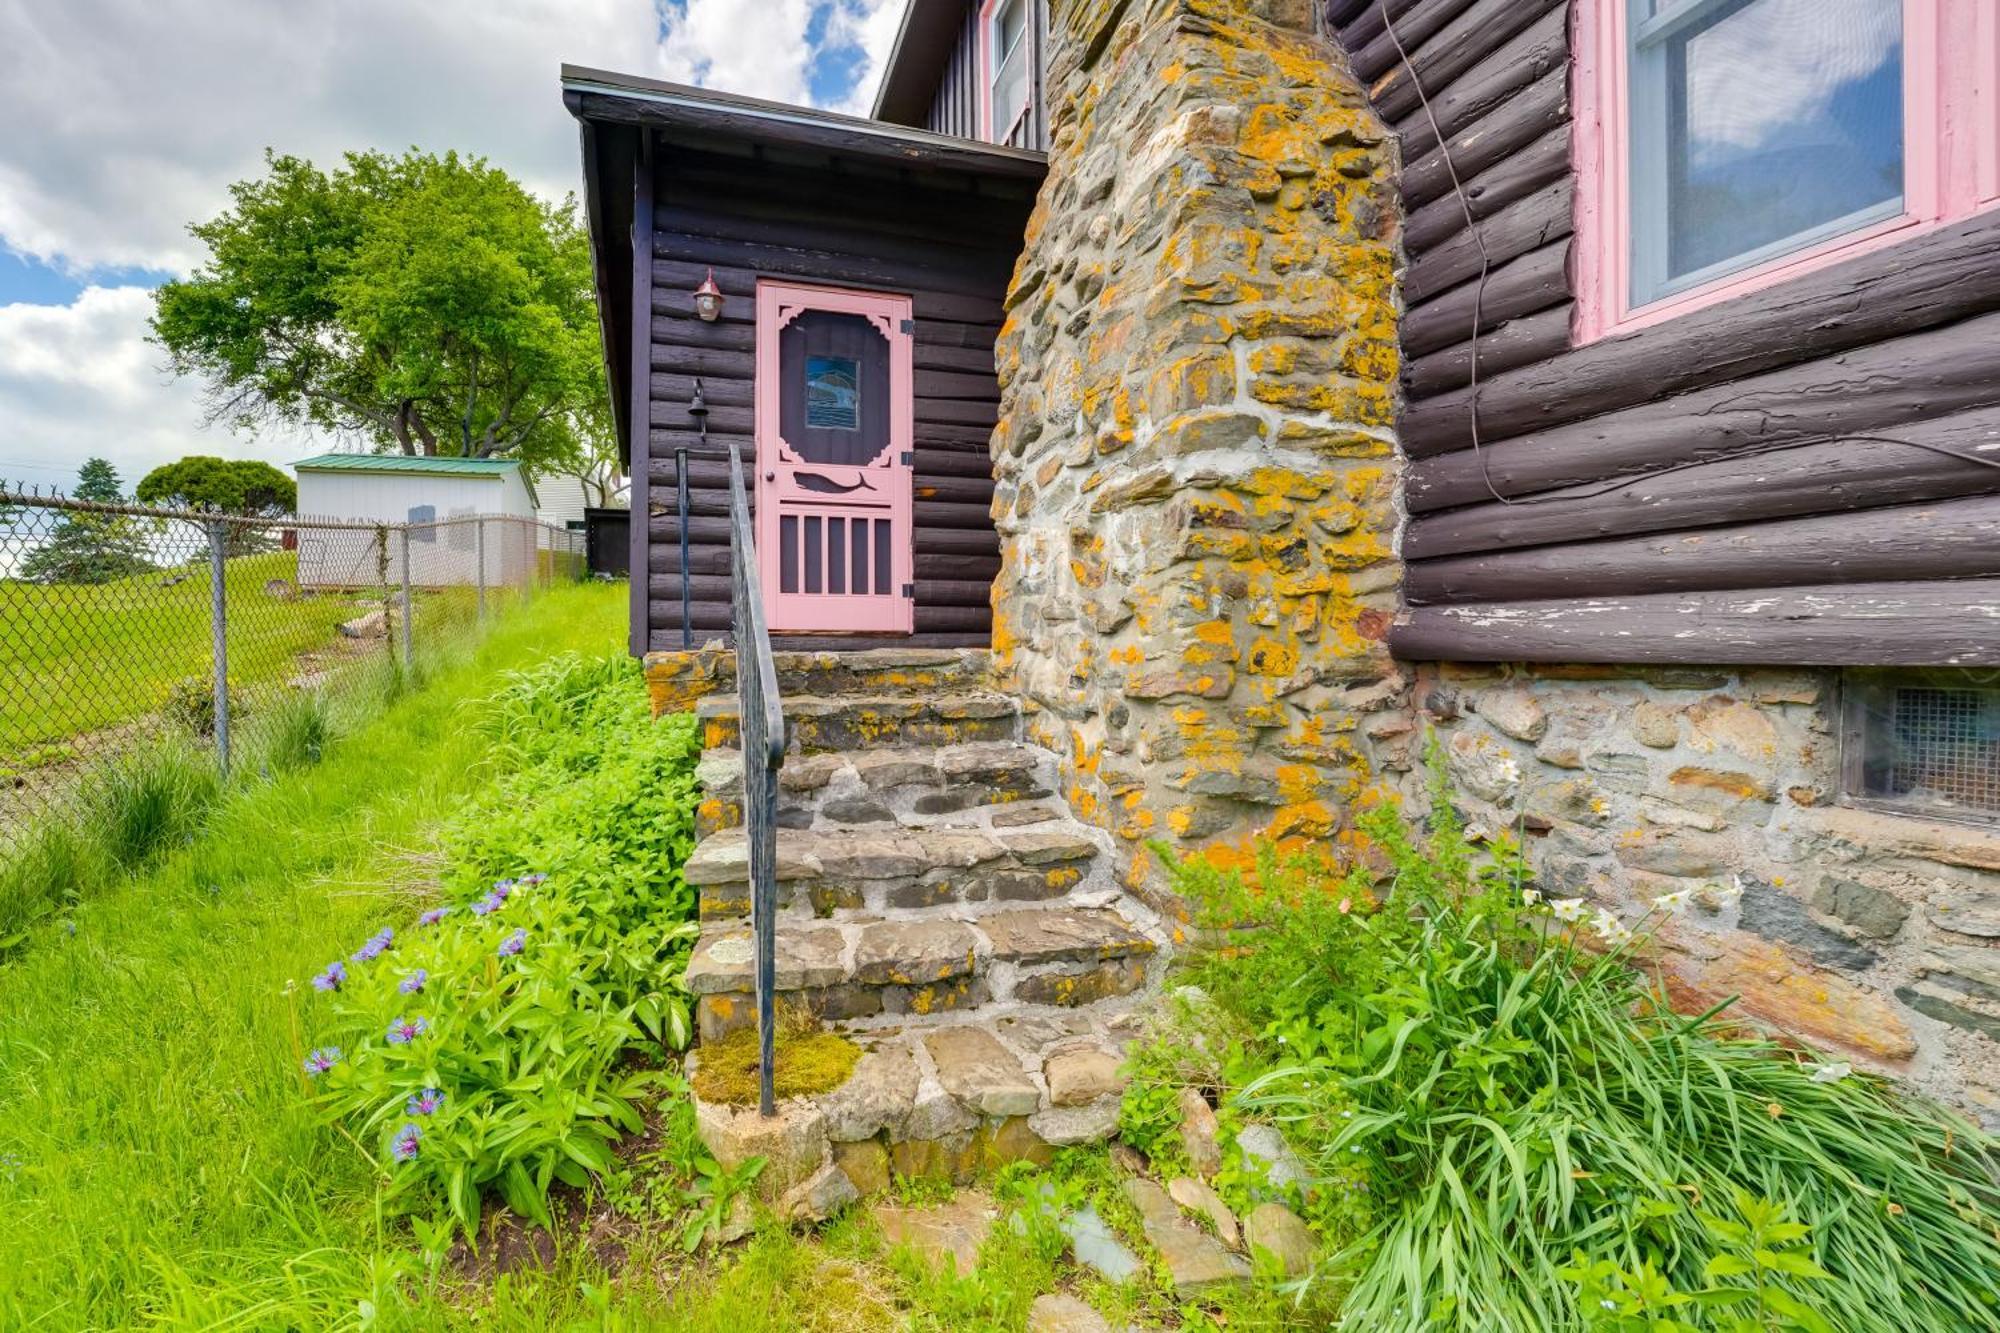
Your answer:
[643,142,1035,653]
[924,0,1049,151]
[1328,1,2000,665]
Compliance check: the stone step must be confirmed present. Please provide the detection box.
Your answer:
[685,905,1159,1041]
[686,822,1102,920]
[698,692,1021,754]
[694,741,1053,835]
[648,646,993,714]
[691,1013,1139,1212]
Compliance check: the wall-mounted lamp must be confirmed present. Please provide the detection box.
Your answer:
[691,268,724,322]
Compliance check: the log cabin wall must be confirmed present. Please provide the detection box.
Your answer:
[1325,0,2000,668]
[644,138,1036,651]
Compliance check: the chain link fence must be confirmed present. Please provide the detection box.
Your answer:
[0,488,584,846]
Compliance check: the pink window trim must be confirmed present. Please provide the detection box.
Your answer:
[1573,0,1996,344]
[976,0,1030,146]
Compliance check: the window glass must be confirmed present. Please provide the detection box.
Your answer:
[804,355,860,431]
[1629,0,1903,304]
[990,0,1030,139]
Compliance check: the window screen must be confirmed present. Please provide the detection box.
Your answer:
[989,0,1031,140]
[1843,673,2000,824]
[1626,0,1904,306]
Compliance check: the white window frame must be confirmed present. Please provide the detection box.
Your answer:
[979,0,1034,145]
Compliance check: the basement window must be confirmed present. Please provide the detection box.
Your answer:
[1841,671,2000,824]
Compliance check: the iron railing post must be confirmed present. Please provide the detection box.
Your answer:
[398,526,414,669]
[698,378,785,1116]
[206,520,231,777]
[676,445,692,649]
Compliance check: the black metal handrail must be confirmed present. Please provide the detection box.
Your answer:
[691,380,786,1116]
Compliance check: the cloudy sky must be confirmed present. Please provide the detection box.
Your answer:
[0,0,906,495]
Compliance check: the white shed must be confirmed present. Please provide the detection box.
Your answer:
[292,453,539,589]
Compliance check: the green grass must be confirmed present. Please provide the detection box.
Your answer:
[0,581,626,1329]
[0,549,508,765]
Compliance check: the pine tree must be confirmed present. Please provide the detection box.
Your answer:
[20,458,154,584]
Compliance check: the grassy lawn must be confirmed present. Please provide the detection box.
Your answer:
[0,551,366,758]
[0,580,626,1329]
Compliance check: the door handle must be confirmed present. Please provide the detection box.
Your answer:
[765,471,775,482]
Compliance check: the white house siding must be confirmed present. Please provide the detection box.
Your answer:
[533,473,590,530]
[294,468,535,589]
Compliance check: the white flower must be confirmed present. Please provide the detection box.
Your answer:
[1710,875,1745,909]
[1809,1061,1852,1084]
[1550,897,1587,923]
[1652,889,1694,915]
[1522,888,1543,908]
[1495,757,1522,789]
[1590,908,1635,948]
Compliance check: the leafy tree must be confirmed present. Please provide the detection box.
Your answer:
[21,458,153,584]
[136,455,298,555]
[151,149,608,476]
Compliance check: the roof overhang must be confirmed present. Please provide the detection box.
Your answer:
[562,66,1044,179]
[870,0,971,127]
[561,66,1046,468]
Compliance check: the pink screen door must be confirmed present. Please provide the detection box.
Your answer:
[754,281,915,635]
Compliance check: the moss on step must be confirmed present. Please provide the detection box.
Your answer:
[692,1026,863,1105]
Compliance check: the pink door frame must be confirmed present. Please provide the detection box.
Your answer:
[754,280,915,635]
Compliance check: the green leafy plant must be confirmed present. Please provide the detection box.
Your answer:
[679,1153,767,1253]
[1563,1191,1836,1333]
[162,674,242,737]
[1154,751,2000,1331]
[301,649,704,1237]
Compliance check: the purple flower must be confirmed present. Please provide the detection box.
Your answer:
[406,1087,445,1116]
[417,907,450,927]
[391,1122,423,1162]
[492,878,517,900]
[311,961,346,993]
[497,928,526,958]
[303,1047,341,1076]
[351,927,394,964]
[469,893,502,917]
[398,969,427,995]
[519,873,546,887]
[385,1016,429,1046]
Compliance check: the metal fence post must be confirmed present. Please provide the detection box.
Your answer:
[398,525,414,669]
[206,520,231,777]
[475,517,488,621]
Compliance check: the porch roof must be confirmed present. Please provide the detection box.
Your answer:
[561,67,1046,466]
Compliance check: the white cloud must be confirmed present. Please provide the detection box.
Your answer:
[0,286,313,490]
[0,0,904,494]
[1685,0,1901,156]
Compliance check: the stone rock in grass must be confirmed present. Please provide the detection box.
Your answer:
[1030,1095,1121,1147]
[873,1192,997,1276]
[1178,1087,1222,1179]
[1233,1123,1310,1195]
[1045,1047,1127,1107]
[1028,1292,1115,1333]
[694,1097,829,1199]
[715,1192,756,1245]
[1121,1178,1249,1296]
[832,1137,891,1198]
[1241,1202,1316,1278]
[1168,1176,1241,1250]
[925,1026,1041,1118]
[1061,1205,1145,1284]
[783,1160,859,1223]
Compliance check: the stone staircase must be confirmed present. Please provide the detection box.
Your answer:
[672,648,1169,1204]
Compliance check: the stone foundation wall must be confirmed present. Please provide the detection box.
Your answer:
[1426,664,2000,1123]
[990,0,1412,907]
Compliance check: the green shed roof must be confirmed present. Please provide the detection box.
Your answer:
[293,453,522,478]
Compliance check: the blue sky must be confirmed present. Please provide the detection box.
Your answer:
[0,0,905,493]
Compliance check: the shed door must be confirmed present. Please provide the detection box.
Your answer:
[755,281,915,634]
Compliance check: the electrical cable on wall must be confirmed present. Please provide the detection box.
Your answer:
[1373,1,2000,515]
